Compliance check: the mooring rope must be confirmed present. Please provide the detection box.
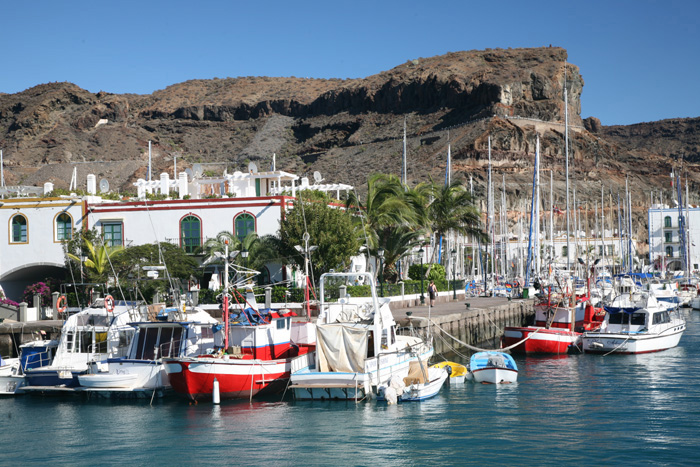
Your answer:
[427,318,542,352]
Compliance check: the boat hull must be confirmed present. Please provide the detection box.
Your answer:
[165,351,314,401]
[503,326,580,354]
[78,373,139,389]
[472,367,518,384]
[0,375,25,395]
[290,346,433,401]
[399,369,449,401]
[24,369,83,388]
[582,326,685,354]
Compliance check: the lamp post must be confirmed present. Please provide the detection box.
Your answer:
[418,247,425,305]
[378,248,385,297]
[241,248,249,269]
[451,248,457,300]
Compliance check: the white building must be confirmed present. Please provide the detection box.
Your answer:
[0,168,352,301]
[648,203,700,273]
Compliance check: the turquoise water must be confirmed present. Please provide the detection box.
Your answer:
[3,311,700,466]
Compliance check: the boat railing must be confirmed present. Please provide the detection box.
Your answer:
[20,349,53,373]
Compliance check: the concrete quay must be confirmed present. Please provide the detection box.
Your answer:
[393,295,536,355]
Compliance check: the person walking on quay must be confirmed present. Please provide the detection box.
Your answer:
[428,280,438,307]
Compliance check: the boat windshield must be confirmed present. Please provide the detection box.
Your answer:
[609,312,646,326]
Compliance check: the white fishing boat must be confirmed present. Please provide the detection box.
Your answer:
[379,361,448,403]
[582,294,686,354]
[469,351,518,384]
[398,362,448,401]
[78,307,220,397]
[290,272,433,401]
[23,297,142,391]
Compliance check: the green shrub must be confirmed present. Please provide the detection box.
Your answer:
[408,263,446,282]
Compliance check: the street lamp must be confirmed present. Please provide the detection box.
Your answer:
[418,247,425,305]
[451,249,457,300]
[378,248,385,298]
[241,248,249,268]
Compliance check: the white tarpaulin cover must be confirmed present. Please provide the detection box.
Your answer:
[316,324,368,373]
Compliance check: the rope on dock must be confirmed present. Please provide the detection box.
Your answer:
[428,318,542,352]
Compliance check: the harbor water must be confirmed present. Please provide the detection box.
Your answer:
[3,311,700,466]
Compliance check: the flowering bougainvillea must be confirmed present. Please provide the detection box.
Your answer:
[0,298,20,307]
[22,282,52,307]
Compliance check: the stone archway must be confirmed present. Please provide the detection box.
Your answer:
[0,263,67,302]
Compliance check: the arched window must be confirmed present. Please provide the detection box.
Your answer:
[56,213,73,241]
[664,216,672,228]
[181,215,201,254]
[665,246,674,257]
[234,213,256,241]
[10,214,28,243]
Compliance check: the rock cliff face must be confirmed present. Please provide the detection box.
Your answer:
[0,46,698,251]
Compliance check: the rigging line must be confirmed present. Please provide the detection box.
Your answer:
[66,249,83,310]
[142,199,178,302]
[86,205,129,304]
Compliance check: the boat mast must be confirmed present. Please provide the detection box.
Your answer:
[488,136,494,289]
[686,176,691,278]
[629,188,634,272]
[564,62,571,273]
[502,174,507,279]
[535,136,541,277]
[402,117,407,186]
[549,170,554,280]
[525,136,540,286]
[601,184,606,271]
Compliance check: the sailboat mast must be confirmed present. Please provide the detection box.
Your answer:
[601,184,606,269]
[535,136,541,276]
[402,118,407,186]
[488,136,494,287]
[550,170,554,277]
[564,62,571,272]
[686,176,691,278]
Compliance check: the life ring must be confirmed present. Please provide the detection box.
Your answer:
[104,295,115,313]
[56,295,67,313]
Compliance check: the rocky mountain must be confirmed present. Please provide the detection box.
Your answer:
[1,46,699,252]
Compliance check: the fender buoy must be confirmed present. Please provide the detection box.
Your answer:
[56,295,67,313]
[104,295,115,313]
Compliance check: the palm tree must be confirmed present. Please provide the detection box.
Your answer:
[346,173,427,282]
[418,179,486,266]
[67,238,123,282]
[346,173,425,251]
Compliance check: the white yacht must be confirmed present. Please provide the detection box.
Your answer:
[78,307,220,397]
[583,294,686,354]
[23,298,142,390]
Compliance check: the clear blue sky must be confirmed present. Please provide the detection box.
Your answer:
[2,0,698,126]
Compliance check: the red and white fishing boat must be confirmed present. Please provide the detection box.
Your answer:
[164,288,315,401]
[503,278,605,354]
